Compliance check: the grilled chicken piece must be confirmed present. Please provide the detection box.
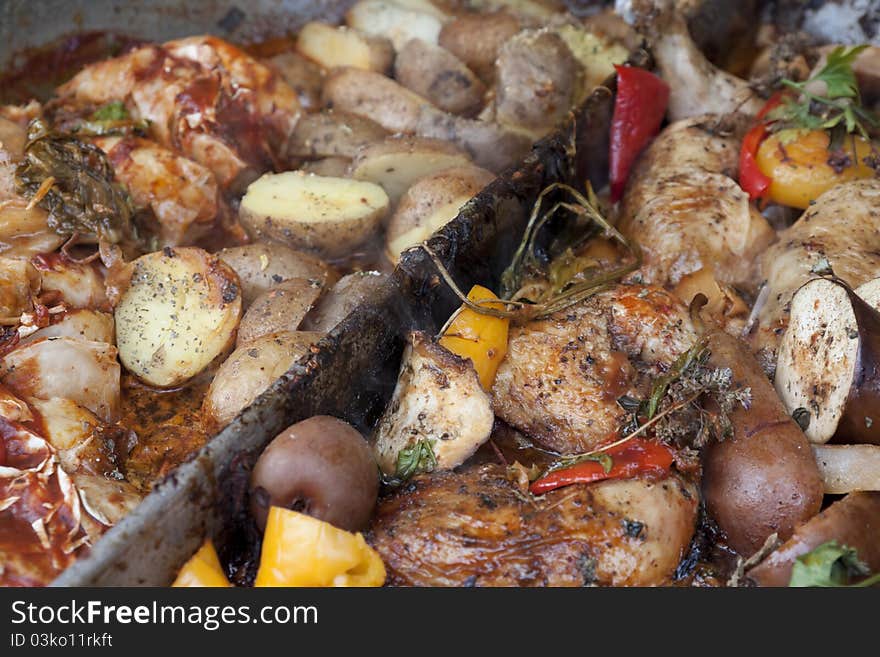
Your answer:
[619,115,775,295]
[57,37,301,191]
[92,136,220,247]
[625,0,761,120]
[373,331,494,476]
[752,179,880,368]
[492,285,697,454]
[369,464,699,586]
[163,36,301,155]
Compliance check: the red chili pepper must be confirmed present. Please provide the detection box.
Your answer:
[529,438,674,495]
[738,92,788,202]
[609,65,670,202]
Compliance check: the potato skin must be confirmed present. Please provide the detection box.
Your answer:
[236,278,324,347]
[749,492,880,586]
[301,271,389,333]
[415,105,532,173]
[394,39,486,116]
[299,157,352,178]
[495,30,578,135]
[203,330,323,433]
[702,328,824,555]
[218,243,334,307]
[264,51,324,113]
[322,67,431,133]
[385,164,494,261]
[289,110,388,160]
[296,22,394,73]
[438,10,521,82]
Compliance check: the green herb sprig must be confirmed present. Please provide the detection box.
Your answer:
[789,541,880,587]
[395,439,438,481]
[768,45,879,140]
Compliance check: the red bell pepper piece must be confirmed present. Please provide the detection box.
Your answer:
[738,92,787,202]
[609,65,670,202]
[529,438,674,495]
[739,123,772,201]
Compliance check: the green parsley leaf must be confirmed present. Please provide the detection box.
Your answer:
[769,45,879,140]
[816,46,867,99]
[90,101,129,122]
[789,541,880,587]
[395,439,437,480]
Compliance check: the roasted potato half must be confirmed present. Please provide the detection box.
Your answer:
[218,242,334,307]
[348,136,472,206]
[296,21,394,73]
[203,330,323,433]
[239,171,389,259]
[115,247,242,388]
[385,164,494,262]
[346,0,446,51]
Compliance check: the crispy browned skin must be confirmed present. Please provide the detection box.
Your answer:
[619,114,774,293]
[492,285,697,454]
[748,492,880,586]
[702,328,824,555]
[368,464,699,587]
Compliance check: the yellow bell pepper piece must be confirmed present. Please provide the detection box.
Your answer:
[756,129,876,209]
[254,508,386,587]
[439,284,510,390]
[172,540,231,587]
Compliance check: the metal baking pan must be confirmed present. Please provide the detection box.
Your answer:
[0,0,747,585]
[50,84,616,583]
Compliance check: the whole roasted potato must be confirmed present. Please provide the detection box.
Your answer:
[322,67,431,133]
[495,30,578,136]
[203,330,323,433]
[218,242,334,307]
[236,278,324,347]
[702,327,824,555]
[438,10,521,82]
[385,164,494,262]
[394,39,486,116]
[239,171,389,259]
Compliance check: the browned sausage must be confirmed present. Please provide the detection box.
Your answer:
[749,492,880,586]
[701,328,824,555]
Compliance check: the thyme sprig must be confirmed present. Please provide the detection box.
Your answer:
[416,182,642,326]
[540,339,752,476]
